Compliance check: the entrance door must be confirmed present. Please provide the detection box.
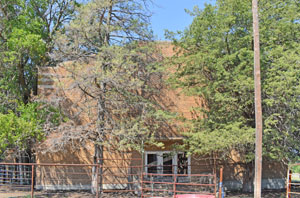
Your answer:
[145,152,173,174]
[162,153,173,174]
[146,152,182,174]
[147,153,158,174]
[145,151,191,175]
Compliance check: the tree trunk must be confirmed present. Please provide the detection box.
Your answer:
[91,0,111,188]
[18,152,24,185]
[91,144,103,195]
[104,1,113,45]
[17,150,33,185]
[18,62,30,104]
[242,163,254,193]
[91,84,106,195]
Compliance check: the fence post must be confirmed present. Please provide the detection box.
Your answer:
[140,141,144,198]
[31,164,34,198]
[289,169,293,198]
[219,167,223,198]
[289,170,292,198]
[140,167,143,198]
[214,170,217,197]
[96,164,99,198]
[173,171,177,198]
[286,167,289,198]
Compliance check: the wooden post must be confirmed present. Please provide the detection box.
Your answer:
[31,165,34,198]
[252,0,263,197]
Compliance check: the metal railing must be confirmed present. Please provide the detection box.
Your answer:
[142,172,216,198]
[141,164,223,198]
[0,160,222,198]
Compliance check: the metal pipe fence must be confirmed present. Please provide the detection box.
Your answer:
[0,160,221,198]
[142,172,216,198]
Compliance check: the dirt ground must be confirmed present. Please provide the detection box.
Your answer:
[226,191,286,198]
[0,190,291,198]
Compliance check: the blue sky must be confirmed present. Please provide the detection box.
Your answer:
[150,0,216,40]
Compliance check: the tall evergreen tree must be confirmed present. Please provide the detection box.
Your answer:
[51,0,167,194]
[167,0,300,191]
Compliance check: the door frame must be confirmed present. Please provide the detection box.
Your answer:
[144,151,191,175]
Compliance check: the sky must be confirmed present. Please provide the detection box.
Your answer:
[150,0,216,40]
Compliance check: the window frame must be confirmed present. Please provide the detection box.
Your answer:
[144,151,191,175]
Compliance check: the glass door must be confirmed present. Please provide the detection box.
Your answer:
[146,152,175,174]
[162,153,173,174]
[147,153,158,173]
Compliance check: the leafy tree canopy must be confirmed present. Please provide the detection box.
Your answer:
[0,0,78,160]
[0,0,78,104]
[51,0,168,193]
[51,0,168,152]
[167,0,300,164]
[0,102,63,158]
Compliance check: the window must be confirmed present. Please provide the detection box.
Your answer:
[145,151,191,175]
[177,153,188,174]
[163,153,173,174]
[147,154,157,173]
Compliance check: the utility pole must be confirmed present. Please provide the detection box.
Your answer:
[252,0,262,197]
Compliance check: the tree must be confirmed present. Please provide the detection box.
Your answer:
[0,102,63,160]
[167,0,300,192]
[51,0,167,194]
[0,0,78,162]
[0,0,78,105]
[0,102,63,185]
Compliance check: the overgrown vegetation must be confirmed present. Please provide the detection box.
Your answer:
[0,102,63,159]
[0,0,299,194]
[50,0,170,193]
[0,0,78,161]
[167,0,300,191]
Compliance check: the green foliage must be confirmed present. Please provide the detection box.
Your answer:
[0,102,63,156]
[168,0,300,163]
[0,0,78,104]
[0,103,43,155]
[0,0,46,103]
[0,0,77,159]
[51,0,170,154]
[291,165,300,174]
